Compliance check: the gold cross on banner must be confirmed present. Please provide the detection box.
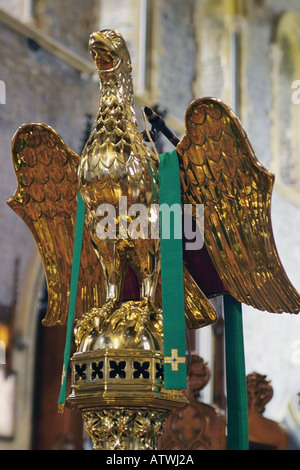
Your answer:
[164,349,186,371]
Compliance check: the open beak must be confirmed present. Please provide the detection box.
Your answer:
[89,31,111,56]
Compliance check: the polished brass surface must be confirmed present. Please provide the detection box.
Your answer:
[79,30,160,319]
[7,123,105,326]
[73,300,163,350]
[182,265,217,329]
[66,299,187,450]
[67,299,187,422]
[7,28,300,451]
[177,98,300,314]
[67,347,187,412]
[7,30,217,331]
[82,408,170,450]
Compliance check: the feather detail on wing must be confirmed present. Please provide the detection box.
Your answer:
[7,123,105,326]
[177,97,300,313]
[153,265,218,330]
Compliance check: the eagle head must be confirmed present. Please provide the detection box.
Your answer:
[89,29,132,75]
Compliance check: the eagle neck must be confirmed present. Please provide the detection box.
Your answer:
[96,69,136,126]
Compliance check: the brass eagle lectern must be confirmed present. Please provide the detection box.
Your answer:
[7,29,300,450]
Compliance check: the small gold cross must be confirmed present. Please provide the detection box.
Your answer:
[164,349,186,371]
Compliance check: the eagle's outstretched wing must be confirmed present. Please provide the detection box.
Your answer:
[7,123,105,326]
[177,97,300,314]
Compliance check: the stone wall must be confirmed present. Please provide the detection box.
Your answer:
[34,0,100,56]
[240,0,300,432]
[0,6,99,313]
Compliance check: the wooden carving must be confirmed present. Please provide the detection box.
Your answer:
[157,355,226,450]
[247,372,289,450]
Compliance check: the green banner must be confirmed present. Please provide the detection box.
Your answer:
[159,150,187,390]
[57,191,86,411]
[224,295,249,449]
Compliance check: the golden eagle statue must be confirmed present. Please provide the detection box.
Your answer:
[6,28,300,451]
[7,29,300,329]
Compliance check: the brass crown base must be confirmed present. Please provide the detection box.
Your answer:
[65,301,188,450]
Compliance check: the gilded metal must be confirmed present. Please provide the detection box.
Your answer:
[6,123,105,327]
[67,299,187,449]
[82,408,169,450]
[7,30,216,330]
[177,98,300,314]
[79,30,160,317]
[67,320,187,412]
[7,28,300,450]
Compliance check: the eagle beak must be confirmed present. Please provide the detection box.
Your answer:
[89,30,123,72]
[89,31,111,53]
